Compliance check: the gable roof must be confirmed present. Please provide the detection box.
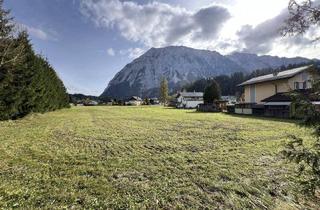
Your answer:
[177,92,203,98]
[238,65,313,86]
[128,96,142,101]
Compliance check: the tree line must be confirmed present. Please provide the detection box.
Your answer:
[185,62,316,98]
[0,0,69,120]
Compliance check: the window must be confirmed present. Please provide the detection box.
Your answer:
[294,82,300,90]
[303,81,307,89]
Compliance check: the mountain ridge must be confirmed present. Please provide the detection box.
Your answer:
[101,46,314,99]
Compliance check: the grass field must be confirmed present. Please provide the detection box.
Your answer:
[0,106,318,209]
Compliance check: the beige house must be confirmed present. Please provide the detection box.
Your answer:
[235,65,320,118]
[239,65,319,104]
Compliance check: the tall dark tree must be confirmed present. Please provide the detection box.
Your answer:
[159,77,168,105]
[0,0,13,38]
[0,3,27,119]
[203,80,221,104]
[185,78,209,92]
[0,1,69,120]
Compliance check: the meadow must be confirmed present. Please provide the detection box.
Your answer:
[0,106,318,209]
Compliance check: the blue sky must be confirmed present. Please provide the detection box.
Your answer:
[4,0,140,95]
[4,0,320,95]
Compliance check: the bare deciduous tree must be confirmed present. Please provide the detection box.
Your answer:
[282,0,320,41]
[281,0,320,197]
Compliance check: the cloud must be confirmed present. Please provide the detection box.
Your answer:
[193,6,231,41]
[107,48,116,56]
[236,10,289,54]
[236,7,319,54]
[17,23,57,41]
[119,48,146,59]
[80,0,320,58]
[80,0,231,47]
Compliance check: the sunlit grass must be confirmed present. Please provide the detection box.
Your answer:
[0,106,318,209]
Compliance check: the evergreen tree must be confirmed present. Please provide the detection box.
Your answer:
[203,80,221,104]
[159,77,168,105]
[0,0,13,38]
[0,1,69,120]
[0,9,28,119]
[185,78,209,92]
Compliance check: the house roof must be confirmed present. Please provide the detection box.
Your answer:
[177,92,203,98]
[261,92,292,102]
[129,96,142,101]
[238,65,313,86]
[261,89,320,103]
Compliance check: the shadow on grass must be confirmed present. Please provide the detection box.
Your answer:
[185,110,300,124]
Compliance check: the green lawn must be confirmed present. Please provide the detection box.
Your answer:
[0,106,318,209]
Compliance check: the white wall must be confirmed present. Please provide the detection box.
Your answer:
[176,96,203,108]
[185,100,203,109]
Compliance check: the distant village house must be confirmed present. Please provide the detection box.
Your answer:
[176,92,204,109]
[125,96,143,106]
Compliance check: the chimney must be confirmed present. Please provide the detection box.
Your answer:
[273,71,279,77]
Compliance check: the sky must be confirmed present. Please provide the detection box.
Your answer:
[4,0,320,95]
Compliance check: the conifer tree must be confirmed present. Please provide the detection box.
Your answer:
[203,80,221,104]
[0,0,69,120]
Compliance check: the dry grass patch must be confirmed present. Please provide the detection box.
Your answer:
[0,106,318,209]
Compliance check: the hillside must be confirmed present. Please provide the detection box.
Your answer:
[101,46,313,99]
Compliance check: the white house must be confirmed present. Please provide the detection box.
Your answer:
[126,96,143,106]
[176,92,204,109]
[221,96,237,104]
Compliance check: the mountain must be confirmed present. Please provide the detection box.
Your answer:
[227,52,311,72]
[101,46,314,99]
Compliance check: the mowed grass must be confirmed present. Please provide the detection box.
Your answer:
[0,106,318,209]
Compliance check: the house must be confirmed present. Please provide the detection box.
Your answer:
[221,96,237,104]
[149,98,160,105]
[236,65,320,117]
[125,96,143,106]
[83,100,99,106]
[261,90,320,118]
[176,92,204,109]
[215,100,229,112]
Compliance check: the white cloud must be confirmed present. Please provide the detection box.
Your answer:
[235,7,320,57]
[119,48,146,59]
[80,0,230,47]
[17,23,57,41]
[80,0,320,59]
[107,48,116,56]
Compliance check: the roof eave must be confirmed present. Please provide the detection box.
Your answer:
[237,65,314,87]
